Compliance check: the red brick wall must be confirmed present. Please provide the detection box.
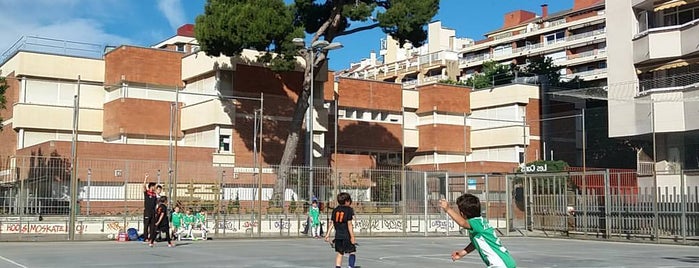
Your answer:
[331,153,375,169]
[233,64,304,103]
[105,46,183,87]
[417,84,470,114]
[417,124,470,153]
[337,120,402,151]
[103,98,182,139]
[337,78,402,112]
[0,123,17,157]
[408,161,517,173]
[233,118,305,166]
[527,98,541,137]
[324,71,335,102]
[0,73,19,157]
[15,141,217,183]
[573,0,603,11]
[0,72,18,120]
[503,10,537,29]
[567,10,599,22]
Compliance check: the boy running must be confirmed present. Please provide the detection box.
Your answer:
[150,196,174,248]
[324,193,357,268]
[440,194,516,268]
[309,200,321,238]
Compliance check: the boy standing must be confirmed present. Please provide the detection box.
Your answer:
[439,194,516,268]
[142,174,158,243]
[324,193,357,268]
[309,200,321,238]
[150,196,174,248]
[171,206,183,240]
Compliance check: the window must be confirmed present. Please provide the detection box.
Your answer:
[176,44,185,52]
[493,44,513,56]
[545,32,565,45]
[679,9,694,24]
[219,135,231,153]
[662,6,699,27]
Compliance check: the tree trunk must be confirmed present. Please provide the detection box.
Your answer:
[272,55,315,206]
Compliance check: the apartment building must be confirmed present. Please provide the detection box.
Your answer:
[606,0,699,189]
[342,0,607,168]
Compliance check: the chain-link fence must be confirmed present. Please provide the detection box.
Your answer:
[0,155,516,240]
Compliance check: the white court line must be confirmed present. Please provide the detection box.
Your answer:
[0,255,27,268]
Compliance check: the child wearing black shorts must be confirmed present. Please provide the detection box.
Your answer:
[150,196,174,248]
[324,192,357,268]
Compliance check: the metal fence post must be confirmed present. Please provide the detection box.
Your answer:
[680,170,687,244]
[444,172,450,237]
[87,168,91,216]
[423,172,428,237]
[505,175,510,236]
[123,161,129,232]
[603,169,611,239]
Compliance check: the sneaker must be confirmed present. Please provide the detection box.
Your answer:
[168,244,174,248]
[149,243,154,248]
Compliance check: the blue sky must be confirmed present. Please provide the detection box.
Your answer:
[0,0,572,71]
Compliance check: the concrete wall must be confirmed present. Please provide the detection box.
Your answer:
[606,0,644,138]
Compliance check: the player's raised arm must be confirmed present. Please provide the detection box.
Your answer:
[143,173,149,192]
[439,199,471,229]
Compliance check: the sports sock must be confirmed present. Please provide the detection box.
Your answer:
[348,254,356,267]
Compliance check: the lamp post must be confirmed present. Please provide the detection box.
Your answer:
[292,38,342,203]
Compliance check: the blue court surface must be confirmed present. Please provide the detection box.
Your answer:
[0,237,697,267]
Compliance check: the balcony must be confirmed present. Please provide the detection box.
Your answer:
[633,18,699,64]
[470,125,529,148]
[349,50,457,79]
[459,13,606,53]
[562,68,608,81]
[638,71,699,94]
[458,29,606,68]
[13,103,103,132]
[0,36,104,66]
[565,49,607,66]
[401,75,448,89]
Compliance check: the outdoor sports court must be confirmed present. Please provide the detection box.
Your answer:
[0,237,697,267]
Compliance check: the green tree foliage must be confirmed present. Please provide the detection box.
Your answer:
[464,61,517,89]
[0,76,7,131]
[195,0,439,205]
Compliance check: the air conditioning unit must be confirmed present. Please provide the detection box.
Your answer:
[114,170,123,177]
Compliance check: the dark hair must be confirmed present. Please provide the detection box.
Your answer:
[156,185,163,189]
[312,200,318,205]
[148,182,157,189]
[159,196,168,203]
[456,193,481,219]
[337,192,352,206]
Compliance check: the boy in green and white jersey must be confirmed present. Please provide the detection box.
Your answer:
[440,194,516,268]
[171,206,183,240]
[309,200,321,238]
[195,209,208,240]
[183,208,196,239]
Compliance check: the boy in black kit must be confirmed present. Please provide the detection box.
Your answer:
[142,173,158,243]
[324,192,358,268]
[150,196,174,248]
